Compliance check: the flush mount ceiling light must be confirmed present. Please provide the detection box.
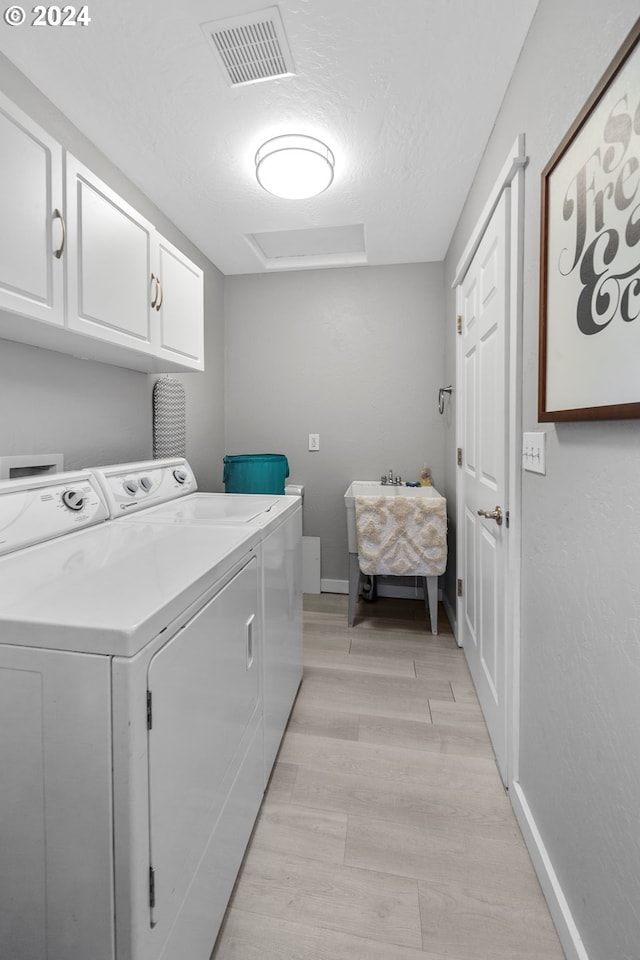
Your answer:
[255,135,335,199]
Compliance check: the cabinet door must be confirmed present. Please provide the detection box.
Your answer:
[154,233,204,371]
[0,93,64,327]
[66,153,154,354]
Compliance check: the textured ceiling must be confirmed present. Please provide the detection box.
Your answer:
[0,0,538,274]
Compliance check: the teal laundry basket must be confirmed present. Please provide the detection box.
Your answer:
[223,454,289,495]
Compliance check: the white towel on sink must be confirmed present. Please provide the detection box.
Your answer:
[355,495,447,577]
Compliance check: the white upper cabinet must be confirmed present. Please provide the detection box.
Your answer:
[65,154,205,372]
[0,92,64,328]
[154,233,204,370]
[66,154,155,357]
[0,92,205,374]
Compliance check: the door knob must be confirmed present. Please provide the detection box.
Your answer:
[477,505,503,525]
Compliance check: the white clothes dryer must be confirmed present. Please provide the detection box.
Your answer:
[0,469,263,960]
[90,458,303,783]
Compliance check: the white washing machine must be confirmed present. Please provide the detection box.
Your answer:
[0,469,264,960]
[90,457,303,782]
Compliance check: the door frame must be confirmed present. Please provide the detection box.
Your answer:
[453,134,526,787]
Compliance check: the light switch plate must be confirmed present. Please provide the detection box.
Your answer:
[308,433,320,451]
[522,432,546,475]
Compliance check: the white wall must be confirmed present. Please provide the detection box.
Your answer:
[224,263,445,582]
[442,3,640,958]
[0,53,225,488]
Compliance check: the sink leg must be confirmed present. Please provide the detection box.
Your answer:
[348,553,362,627]
[423,576,438,634]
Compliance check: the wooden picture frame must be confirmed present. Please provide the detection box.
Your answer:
[539,17,640,421]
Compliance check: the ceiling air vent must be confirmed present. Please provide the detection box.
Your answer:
[201,6,296,87]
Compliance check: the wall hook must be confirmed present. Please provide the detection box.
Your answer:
[438,385,453,415]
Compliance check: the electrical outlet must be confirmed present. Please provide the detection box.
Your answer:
[522,432,546,475]
[308,433,320,451]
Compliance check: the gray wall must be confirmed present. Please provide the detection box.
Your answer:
[224,263,445,582]
[0,53,225,488]
[442,3,640,958]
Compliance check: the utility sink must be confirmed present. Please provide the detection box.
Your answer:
[344,481,443,553]
[346,481,442,496]
[344,480,446,634]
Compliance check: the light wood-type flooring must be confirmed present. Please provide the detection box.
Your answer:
[212,593,565,960]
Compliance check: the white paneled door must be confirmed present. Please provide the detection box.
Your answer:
[458,189,510,783]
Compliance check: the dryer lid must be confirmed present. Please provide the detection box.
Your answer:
[0,519,259,657]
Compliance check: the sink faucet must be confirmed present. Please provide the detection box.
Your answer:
[380,469,402,486]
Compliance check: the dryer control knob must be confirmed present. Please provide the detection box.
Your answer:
[62,489,85,512]
[173,469,188,485]
[123,480,139,496]
[139,476,153,492]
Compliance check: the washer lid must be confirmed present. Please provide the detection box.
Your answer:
[0,520,259,657]
[121,492,293,526]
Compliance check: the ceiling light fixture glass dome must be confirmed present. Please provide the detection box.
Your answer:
[255,134,335,199]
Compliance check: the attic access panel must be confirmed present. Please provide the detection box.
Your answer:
[246,224,367,271]
[201,6,296,86]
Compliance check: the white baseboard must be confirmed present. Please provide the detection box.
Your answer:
[510,781,589,960]
[321,578,348,594]
[321,578,441,601]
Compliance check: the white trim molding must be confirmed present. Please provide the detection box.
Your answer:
[454,132,526,788]
[452,134,527,289]
[510,782,590,960]
[321,578,348,594]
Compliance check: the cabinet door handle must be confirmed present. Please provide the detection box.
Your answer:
[53,208,65,259]
[150,272,159,308]
[155,277,163,311]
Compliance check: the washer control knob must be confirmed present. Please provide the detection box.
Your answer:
[62,489,85,512]
[173,469,188,485]
[139,476,153,492]
[123,480,139,497]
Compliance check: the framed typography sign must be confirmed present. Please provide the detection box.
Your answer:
[539,18,640,421]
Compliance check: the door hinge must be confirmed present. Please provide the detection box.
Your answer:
[146,690,153,730]
[456,314,462,335]
[457,578,463,597]
[149,866,156,909]
[457,447,463,467]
